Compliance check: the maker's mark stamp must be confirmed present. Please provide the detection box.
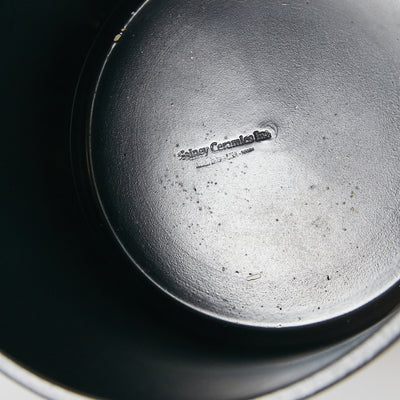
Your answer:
[177,125,277,163]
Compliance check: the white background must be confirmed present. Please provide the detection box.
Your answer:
[2,338,400,399]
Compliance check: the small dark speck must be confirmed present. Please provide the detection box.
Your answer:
[343,228,347,231]
[275,219,279,222]
[175,144,179,148]
[310,184,316,190]
[327,275,331,281]
[198,207,202,211]
[235,270,239,274]
[326,187,330,190]
[322,136,326,140]
[222,267,226,271]
[218,223,222,226]
[317,307,321,310]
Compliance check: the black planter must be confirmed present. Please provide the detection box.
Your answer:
[2,1,400,399]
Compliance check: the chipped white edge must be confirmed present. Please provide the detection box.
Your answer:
[113,0,152,42]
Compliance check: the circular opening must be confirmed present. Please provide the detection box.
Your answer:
[82,0,400,328]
